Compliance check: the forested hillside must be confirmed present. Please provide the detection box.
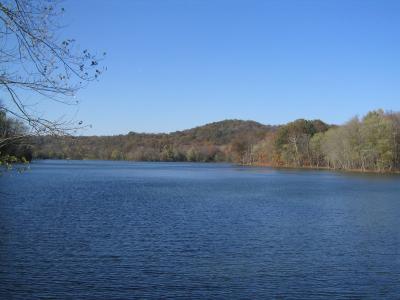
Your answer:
[33,120,276,163]
[4,109,399,173]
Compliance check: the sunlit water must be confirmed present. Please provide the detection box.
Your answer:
[1,160,400,299]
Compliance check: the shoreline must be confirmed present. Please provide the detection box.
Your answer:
[31,158,400,175]
[250,162,400,175]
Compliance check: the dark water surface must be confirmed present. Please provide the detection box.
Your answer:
[1,160,400,299]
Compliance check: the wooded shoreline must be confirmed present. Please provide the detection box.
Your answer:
[3,109,400,174]
[31,158,400,175]
[251,162,400,174]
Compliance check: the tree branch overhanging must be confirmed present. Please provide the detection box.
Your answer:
[0,0,105,136]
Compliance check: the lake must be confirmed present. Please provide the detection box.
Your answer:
[1,160,400,299]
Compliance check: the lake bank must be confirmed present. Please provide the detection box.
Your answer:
[28,158,400,175]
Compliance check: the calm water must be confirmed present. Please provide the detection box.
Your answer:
[1,160,400,299]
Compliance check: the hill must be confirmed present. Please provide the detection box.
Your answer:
[33,120,277,162]
[19,110,400,172]
[170,119,273,145]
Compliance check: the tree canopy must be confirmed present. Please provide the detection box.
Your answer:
[33,110,400,173]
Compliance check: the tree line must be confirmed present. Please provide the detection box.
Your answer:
[33,120,275,163]
[3,109,400,173]
[254,110,400,172]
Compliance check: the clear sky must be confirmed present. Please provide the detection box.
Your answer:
[59,0,400,135]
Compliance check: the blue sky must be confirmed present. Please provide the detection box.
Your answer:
[60,0,399,135]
